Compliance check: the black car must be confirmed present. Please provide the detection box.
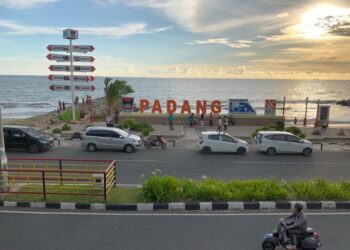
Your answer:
[4,125,54,153]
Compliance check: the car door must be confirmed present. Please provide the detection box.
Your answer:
[108,131,125,149]
[272,134,288,152]
[285,135,302,153]
[94,130,111,149]
[4,128,14,148]
[12,129,28,149]
[207,134,220,152]
[220,135,238,152]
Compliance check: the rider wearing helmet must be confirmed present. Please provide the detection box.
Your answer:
[284,203,308,250]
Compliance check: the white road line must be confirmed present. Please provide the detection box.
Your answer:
[233,161,350,166]
[115,160,158,162]
[117,184,141,187]
[1,210,350,217]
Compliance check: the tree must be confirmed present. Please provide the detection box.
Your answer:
[104,78,134,112]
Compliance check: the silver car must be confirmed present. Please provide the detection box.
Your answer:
[81,127,142,153]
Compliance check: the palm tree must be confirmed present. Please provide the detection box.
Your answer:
[104,78,134,112]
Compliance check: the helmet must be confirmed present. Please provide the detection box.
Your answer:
[294,203,303,211]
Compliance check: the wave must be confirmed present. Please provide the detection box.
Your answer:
[0,102,52,108]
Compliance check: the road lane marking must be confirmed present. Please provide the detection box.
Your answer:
[1,210,350,217]
[233,161,350,166]
[114,160,158,162]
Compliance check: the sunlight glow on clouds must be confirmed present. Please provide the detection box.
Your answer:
[0,0,59,9]
[187,38,253,48]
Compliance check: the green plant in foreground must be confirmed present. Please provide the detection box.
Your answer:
[285,126,301,135]
[61,124,71,131]
[52,128,61,134]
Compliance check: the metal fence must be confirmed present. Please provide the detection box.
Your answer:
[0,158,117,200]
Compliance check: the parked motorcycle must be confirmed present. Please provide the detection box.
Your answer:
[262,220,321,250]
[145,135,166,150]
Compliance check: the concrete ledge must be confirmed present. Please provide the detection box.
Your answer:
[0,200,349,211]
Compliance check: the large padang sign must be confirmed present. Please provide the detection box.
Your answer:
[139,99,222,114]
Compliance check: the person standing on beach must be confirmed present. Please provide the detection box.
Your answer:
[62,102,65,111]
[79,109,85,125]
[294,117,298,125]
[217,116,223,132]
[189,113,194,127]
[209,112,213,126]
[200,113,205,127]
[58,100,62,111]
[75,96,79,106]
[321,119,329,134]
[223,116,229,132]
[168,112,174,130]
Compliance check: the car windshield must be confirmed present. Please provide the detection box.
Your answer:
[23,128,43,137]
[116,129,129,138]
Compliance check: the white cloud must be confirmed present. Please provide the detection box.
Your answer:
[0,20,171,37]
[187,38,253,48]
[277,12,289,18]
[0,0,59,9]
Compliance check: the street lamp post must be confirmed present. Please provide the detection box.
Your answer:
[0,106,8,191]
[303,97,309,126]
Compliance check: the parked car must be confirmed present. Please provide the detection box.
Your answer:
[197,131,249,155]
[81,127,142,153]
[255,131,313,156]
[3,125,54,153]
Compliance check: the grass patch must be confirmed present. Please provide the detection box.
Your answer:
[58,108,80,122]
[141,176,350,202]
[0,185,142,204]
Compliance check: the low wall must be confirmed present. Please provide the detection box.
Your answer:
[118,113,285,126]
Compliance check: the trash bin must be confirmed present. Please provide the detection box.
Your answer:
[92,173,104,188]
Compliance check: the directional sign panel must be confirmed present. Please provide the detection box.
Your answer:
[49,65,96,72]
[47,54,95,62]
[48,75,95,82]
[229,99,256,114]
[47,45,94,53]
[49,85,96,91]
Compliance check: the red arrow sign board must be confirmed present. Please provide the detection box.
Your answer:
[49,85,96,91]
[47,54,94,62]
[47,45,94,53]
[49,65,96,72]
[48,75,95,82]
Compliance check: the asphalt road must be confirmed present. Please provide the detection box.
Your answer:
[0,209,348,250]
[6,147,350,185]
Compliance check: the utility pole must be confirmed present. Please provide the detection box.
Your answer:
[0,106,8,191]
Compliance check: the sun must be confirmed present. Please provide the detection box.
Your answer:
[297,5,350,39]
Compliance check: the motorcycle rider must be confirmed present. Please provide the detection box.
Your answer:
[284,203,308,250]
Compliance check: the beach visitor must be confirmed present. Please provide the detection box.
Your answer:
[168,112,174,130]
[294,117,298,125]
[321,119,329,134]
[79,110,85,125]
[62,102,66,111]
[189,113,194,127]
[106,115,113,127]
[209,112,213,126]
[58,100,62,111]
[223,116,229,132]
[217,116,223,132]
[75,96,79,105]
[200,113,205,127]
[114,110,119,125]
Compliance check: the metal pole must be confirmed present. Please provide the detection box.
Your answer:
[303,97,309,126]
[103,173,107,201]
[282,97,286,116]
[315,99,320,127]
[42,171,46,200]
[69,39,76,121]
[0,106,8,191]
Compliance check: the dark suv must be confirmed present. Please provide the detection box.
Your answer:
[4,125,54,153]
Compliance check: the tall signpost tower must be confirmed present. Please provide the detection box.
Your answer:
[47,29,95,121]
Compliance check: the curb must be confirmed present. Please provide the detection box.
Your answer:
[1,201,350,211]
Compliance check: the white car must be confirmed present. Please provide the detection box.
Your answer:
[81,127,142,153]
[255,131,313,156]
[197,131,249,155]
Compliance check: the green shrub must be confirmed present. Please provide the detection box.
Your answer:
[122,119,153,133]
[141,127,152,137]
[142,176,182,202]
[58,108,80,122]
[299,133,306,139]
[52,128,61,134]
[85,124,92,129]
[285,126,301,135]
[61,124,71,131]
[276,121,285,131]
[122,119,135,129]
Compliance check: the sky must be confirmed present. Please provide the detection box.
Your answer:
[0,0,349,79]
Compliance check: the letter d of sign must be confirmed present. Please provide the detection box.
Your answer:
[167,100,177,113]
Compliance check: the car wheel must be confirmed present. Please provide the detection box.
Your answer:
[303,148,312,156]
[124,144,135,153]
[267,147,276,156]
[87,143,97,152]
[262,242,275,250]
[201,146,211,155]
[237,147,247,155]
[29,144,40,153]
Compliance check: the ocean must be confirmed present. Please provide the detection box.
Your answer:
[0,75,349,124]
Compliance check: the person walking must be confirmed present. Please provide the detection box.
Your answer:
[223,116,229,132]
[294,117,298,125]
[217,116,223,132]
[168,112,174,131]
[79,110,85,125]
[321,119,329,134]
[62,102,65,111]
[209,112,213,126]
[188,113,194,127]
[200,113,205,127]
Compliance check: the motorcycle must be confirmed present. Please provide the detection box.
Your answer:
[145,135,167,150]
[262,220,321,250]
